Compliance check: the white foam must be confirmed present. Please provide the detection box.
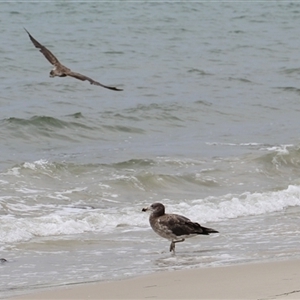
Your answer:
[1,185,300,244]
[23,159,50,170]
[206,142,263,148]
[3,167,21,177]
[260,144,294,154]
[187,184,300,223]
[16,188,43,194]
[0,205,148,243]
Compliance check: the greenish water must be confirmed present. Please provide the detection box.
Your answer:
[1,2,300,298]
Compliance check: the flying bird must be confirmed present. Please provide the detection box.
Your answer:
[142,202,218,253]
[24,28,122,91]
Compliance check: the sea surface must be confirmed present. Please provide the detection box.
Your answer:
[1,2,300,298]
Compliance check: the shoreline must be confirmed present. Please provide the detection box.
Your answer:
[7,258,300,300]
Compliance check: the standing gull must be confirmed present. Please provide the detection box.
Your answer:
[142,202,218,252]
[24,28,122,91]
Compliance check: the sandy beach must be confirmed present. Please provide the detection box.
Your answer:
[8,259,300,300]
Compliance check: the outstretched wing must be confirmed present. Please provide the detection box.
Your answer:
[67,71,123,91]
[24,28,61,66]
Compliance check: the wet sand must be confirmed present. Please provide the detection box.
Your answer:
[8,259,300,299]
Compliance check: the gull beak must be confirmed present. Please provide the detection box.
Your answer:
[142,206,149,212]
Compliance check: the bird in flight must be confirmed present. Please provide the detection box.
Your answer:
[24,28,123,91]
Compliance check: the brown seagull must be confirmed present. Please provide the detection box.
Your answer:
[142,202,218,253]
[24,28,122,91]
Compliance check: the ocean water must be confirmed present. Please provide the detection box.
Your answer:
[1,2,300,298]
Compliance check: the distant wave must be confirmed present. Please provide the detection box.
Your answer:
[1,114,146,140]
[275,86,300,95]
[3,115,94,130]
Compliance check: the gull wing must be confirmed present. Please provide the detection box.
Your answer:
[24,28,61,66]
[161,214,208,236]
[67,71,123,91]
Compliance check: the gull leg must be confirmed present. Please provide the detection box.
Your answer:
[169,239,185,253]
[170,241,175,252]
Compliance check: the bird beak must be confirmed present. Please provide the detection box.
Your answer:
[142,206,149,212]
